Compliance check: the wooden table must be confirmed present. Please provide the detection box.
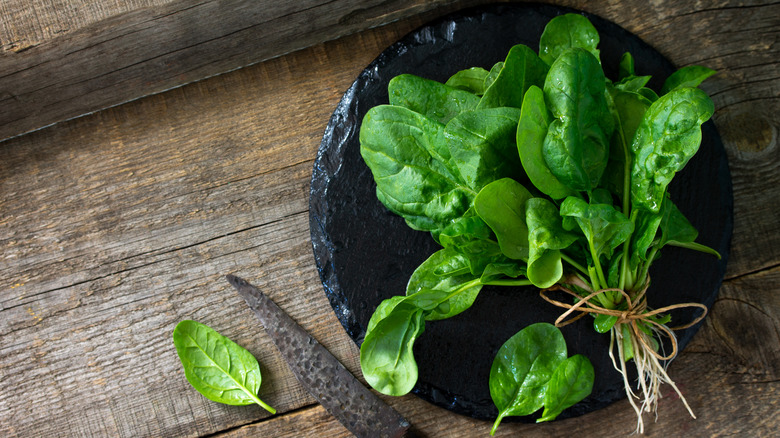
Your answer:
[1,1,778,436]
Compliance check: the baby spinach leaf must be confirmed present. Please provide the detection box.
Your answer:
[539,13,601,66]
[618,52,635,79]
[525,198,579,288]
[560,197,634,261]
[388,74,480,124]
[658,197,721,258]
[406,247,483,320]
[602,88,652,197]
[661,65,716,95]
[480,262,528,284]
[517,85,576,199]
[360,300,426,396]
[474,178,534,260]
[538,355,595,422]
[489,323,567,434]
[543,48,614,191]
[172,320,276,413]
[478,44,548,110]
[445,67,490,95]
[630,87,714,212]
[445,107,524,191]
[630,208,663,267]
[360,105,472,232]
[484,61,504,90]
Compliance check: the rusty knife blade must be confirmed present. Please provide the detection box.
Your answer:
[226,275,412,438]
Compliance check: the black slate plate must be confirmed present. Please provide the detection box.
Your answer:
[309,3,732,422]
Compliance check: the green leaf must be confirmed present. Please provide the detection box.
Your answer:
[388,74,480,124]
[525,198,579,288]
[360,105,472,232]
[360,301,426,396]
[478,44,548,109]
[618,52,635,79]
[661,65,717,95]
[543,48,614,191]
[602,88,652,197]
[489,323,567,433]
[539,14,600,66]
[560,197,634,261]
[445,67,490,95]
[630,87,714,212]
[517,85,576,199]
[446,107,524,191]
[537,355,595,422]
[474,178,534,261]
[658,196,721,258]
[172,320,276,413]
[406,248,483,320]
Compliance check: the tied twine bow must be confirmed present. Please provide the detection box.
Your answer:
[539,277,708,361]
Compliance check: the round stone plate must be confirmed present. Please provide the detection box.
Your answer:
[309,3,732,422]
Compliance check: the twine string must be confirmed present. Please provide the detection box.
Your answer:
[539,281,708,361]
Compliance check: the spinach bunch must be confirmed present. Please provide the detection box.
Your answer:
[358,13,718,431]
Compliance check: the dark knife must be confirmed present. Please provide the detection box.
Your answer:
[226,275,416,438]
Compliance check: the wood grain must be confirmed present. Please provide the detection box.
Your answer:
[0,0,492,142]
[0,0,777,437]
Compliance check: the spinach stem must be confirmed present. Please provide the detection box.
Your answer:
[619,209,639,291]
[443,278,482,302]
[484,279,533,287]
[588,240,609,290]
[561,252,588,275]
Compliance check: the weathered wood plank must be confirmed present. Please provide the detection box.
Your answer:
[0,1,778,437]
[0,0,491,142]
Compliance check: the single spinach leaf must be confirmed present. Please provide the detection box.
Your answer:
[474,178,534,260]
[517,85,576,199]
[539,13,600,66]
[445,107,524,191]
[661,65,716,95]
[388,74,480,124]
[630,87,714,212]
[484,62,504,90]
[658,196,721,258]
[603,88,653,197]
[537,355,595,422]
[360,301,426,396]
[618,52,635,79]
[360,105,472,232]
[543,48,614,191]
[630,208,663,268]
[489,323,568,434]
[172,320,276,413]
[478,44,548,109]
[560,197,634,261]
[525,198,579,288]
[406,247,483,320]
[445,67,490,95]
[480,262,528,283]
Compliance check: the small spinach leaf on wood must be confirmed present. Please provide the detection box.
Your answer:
[543,48,614,191]
[388,73,480,124]
[172,320,276,413]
